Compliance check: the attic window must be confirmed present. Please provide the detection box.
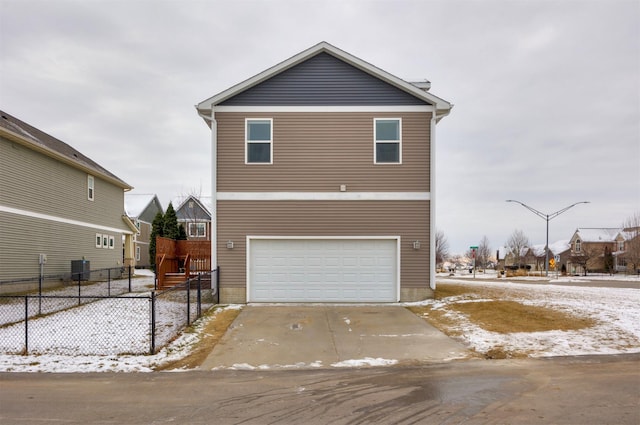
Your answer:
[575,239,581,252]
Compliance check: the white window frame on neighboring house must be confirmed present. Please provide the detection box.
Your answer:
[188,222,206,237]
[87,175,95,201]
[374,118,402,164]
[575,239,581,252]
[109,235,115,249]
[102,234,109,249]
[245,118,273,164]
[96,233,102,248]
[136,245,141,261]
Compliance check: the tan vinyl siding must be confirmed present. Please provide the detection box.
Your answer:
[216,112,431,192]
[0,213,124,281]
[217,200,430,291]
[1,137,128,231]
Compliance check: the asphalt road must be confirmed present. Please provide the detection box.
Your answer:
[1,354,638,424]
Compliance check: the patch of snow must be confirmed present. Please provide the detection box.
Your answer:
[0,304,241,373]
[331,357,398,368]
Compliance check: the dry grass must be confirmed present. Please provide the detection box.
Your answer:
[155,307,241,370]
[451,300,595,333]
[408,282,596,359]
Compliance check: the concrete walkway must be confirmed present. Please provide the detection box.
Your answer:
[199,305,471,370]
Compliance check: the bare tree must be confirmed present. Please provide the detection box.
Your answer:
[477,235,492,270]
[571,244,601,276]
[622,212,640,273]
[435,229,449,269]
[506,229,530,267]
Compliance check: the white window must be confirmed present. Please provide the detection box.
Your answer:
[103,234,109,249]
[617,241,624,251]
[136,246,141,261]
[189,222,206,237]
[109,235,115,249]
[575,239,581,252]
[246,118,273,164]
[96,233,102,248]
[374,118,402,164]
[87,175,95,201]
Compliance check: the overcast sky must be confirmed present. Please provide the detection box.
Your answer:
[1,0,638,254]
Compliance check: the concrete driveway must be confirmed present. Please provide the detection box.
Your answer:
[199,305,471,370]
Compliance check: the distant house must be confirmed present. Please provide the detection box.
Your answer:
[569,228,639,274]
[196,41,452,303]
[125,193,163,268]
[0,110,137,281]
[173,195,212,241]
[549,240,571,274]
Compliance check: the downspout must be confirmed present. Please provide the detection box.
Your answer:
[210,108,218,272]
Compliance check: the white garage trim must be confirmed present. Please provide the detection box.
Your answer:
[246,236,401,303]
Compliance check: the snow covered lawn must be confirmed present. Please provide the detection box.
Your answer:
[416,277,640,358]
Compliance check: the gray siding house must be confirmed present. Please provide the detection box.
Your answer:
[196,42,452,303]
[173,195,212,241]
[125,193,163,268]
[0,110,137,281]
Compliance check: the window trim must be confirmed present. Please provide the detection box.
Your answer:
[108,235,115,250]
[245,118,273,165]
[373,118,402,165]
[188,222,207,237]
[96,233,102,248]
[135,245,141,261]
[102,234,109,249]
[575,239,581,252]
[87,175,95,201]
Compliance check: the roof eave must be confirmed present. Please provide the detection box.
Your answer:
[1,126,133,190]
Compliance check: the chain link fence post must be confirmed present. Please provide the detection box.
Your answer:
[150,292,156,355]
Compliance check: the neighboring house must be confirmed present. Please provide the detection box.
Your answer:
[0,110,137,281]
[173,195,212,241]
[125,193,163,268]
[549,240,571,274]
[196,42,452,303]
[504,247,533,270]
[569,228,637,274]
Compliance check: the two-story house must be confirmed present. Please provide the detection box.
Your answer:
[196,42,452,303]
[173,195,212,241]
[125,193,163,268]
[569,227,637,274]
[0,110,137,282]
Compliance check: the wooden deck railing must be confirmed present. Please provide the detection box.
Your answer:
[155,237,211,288]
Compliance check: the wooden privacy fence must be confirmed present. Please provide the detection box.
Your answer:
[156,237,211,289]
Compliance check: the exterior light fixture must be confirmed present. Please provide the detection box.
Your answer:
[226,240,234,249]
[413,240,421,250]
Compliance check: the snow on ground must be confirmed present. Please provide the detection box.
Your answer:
[0,305,243,372]
[0,271,638,372]
[421,273,640,358]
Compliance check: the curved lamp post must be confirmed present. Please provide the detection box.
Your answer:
[506,200,590,276]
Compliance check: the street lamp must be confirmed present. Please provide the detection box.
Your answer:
[506,200,590,276]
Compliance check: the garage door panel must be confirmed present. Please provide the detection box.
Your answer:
[249,238,397,302]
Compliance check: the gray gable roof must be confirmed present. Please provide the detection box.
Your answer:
[0,110,131,189]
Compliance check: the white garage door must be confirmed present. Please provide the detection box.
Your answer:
[248,238,398,302]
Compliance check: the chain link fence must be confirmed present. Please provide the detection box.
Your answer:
[0,269,219,356]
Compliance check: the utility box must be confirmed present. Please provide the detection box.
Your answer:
[71,260,90,281]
